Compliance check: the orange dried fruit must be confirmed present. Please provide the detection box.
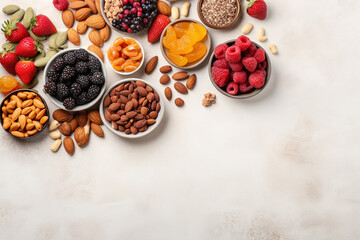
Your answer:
[162,26,177,49]
[124,38,136,45]
[124,65,137,72]
[107,48,120,62]
[173,22,190,38]
[131,52,143,61]
[167,51,188,67]
[169,35,193,55]
[114,37,124,46]
[185,23,207,45]
[123,50,138,57]
[185,42,207,63]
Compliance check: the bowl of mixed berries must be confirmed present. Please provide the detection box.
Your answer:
[43,48,106,111]
[208,35,271,99]
[101,0,158,34]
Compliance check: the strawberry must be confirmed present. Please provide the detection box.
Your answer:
[148,14,171,43]
[30,15,57,36]
[15,37,41,57]
[1,20,30,43]
[15,60,37,85]
[0,51,19,75]
[247,0,267,20]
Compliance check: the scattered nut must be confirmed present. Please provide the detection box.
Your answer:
[49,130,61,140]
[181,2,191,17]
[171,6,179,20]
[268,43,278,55]
[257,27,267,42]
[50,139,62,152]
[202,92,216,107]
[241,23,253,35]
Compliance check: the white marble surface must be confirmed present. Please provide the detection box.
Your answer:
[1,0,360,239]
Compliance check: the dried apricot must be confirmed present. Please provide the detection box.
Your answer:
[173,22,190,38]
[169,35,193,55]
[131,52,143,61]
[162,26,177,49]
[109,37,142,73]
[167,51,188,67]
[185,23,207,45]
[112,58,125,71]
[185,42,207,63]
[107,48,120,62]
[124,65,137,72]
[124,38,136,45]
[114,37,124,46]
[123,50,138,57]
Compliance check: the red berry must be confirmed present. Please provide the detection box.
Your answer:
[225,46,241,64]
[15,37,39,58]
[247,0,267,20]
[148,14,171,43]
[137,7,142,12]
[235,35,251,51]
[15,60,37,85]
[257,60,267,70]
[229,62,243,72]
[143,18,148,24]
[254,48,265,63]
[239,82,254,93]
[1,21,30,43]
[137,12,142,17]
[0,51,19,75]
[129,0,134,4]
[30,15,57,36]
[233,71,248,84]
[131,8,137,13]
[127,28,133,33]
[212,66,229,88]
[124,9,130,15]
[214,43,228,59]
[119,14,124,19]
[133,2,140,7]
[123,0,128,4]
[213,59,230,69]
[242,57,257,72]
[53,0,68,11]
[226,82,239,95]
[244,43,257,57]
[249,70,266,88]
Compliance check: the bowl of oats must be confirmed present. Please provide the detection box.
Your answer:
[197,0,241,29]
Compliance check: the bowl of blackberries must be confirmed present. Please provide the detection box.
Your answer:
[43,48,106,111]
[101,0,158,34]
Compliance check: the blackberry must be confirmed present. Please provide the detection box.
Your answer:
[90,72,105,86]
[75,61,89,74]
[70,83,82,97]
[61,66,76,81]
[76,75,90,89]
[56,83,69,101]
[63,97,76,110]
[47,69,60,82]
[88,55,101,74]
[63,51,77,65]
[75,49,89,61]
[76,92,88,105]
[44,81,57,96]
[87,85,100,101]
[52,57,66,72]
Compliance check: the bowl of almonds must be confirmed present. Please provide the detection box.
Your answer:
[100,78,164,138]
[0,89,50,139]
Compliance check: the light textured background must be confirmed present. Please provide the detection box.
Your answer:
[1,0,360,239]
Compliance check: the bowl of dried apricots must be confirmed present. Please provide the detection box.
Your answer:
[107,37,144,75]
[160,19,212,70]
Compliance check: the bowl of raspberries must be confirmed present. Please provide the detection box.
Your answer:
[43,48,106,111]
[208,35,271,99]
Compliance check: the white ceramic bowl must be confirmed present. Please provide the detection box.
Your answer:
[100,78,165,139]
[43,48,106,112]
[107,37,145,76]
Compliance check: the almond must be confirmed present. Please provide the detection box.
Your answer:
[74,122,90,147]
[69,118,78,132]
[175,98,184,107]
[160,74,170,85]
[53,109,73,122]
[88,110,103,125]
[99,25,110,42]
[62,9,74,28]
[164,87,172,101]
[124,101,134,112]
[85,0,97,13]
[74,8,91,21]
[88,30,102,47]
[63,137,75,155]
[59,122,72,136]
[147,119,156,125]
[159,65,172,73]
[67,28,80,45]
[90,123,104,137]
[87,45,104,61]
[69,1,88,9]
[134,119,146,129]
[145,56,158,74]
[186,74,196,90]
[157,1,171,16]
[174,82,188,94]
[85,15,105,29]
[95,0,101,13]
[77,21,88,34]
[172,71,189,80]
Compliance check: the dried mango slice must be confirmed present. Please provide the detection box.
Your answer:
[185,42,207,63]
[173,22,190,38]
[167,51,188,67]
[162,26,177,49]
[169,35,193,55]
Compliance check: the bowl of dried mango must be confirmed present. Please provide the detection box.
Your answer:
[160,19,212,70]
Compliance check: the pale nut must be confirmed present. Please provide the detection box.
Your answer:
[50,139,62,152]
[49,130,61,140]
[269,43,278,55]
[257,27,267,42]
[181,2,190,17]
[241,23,253,35]
[171,6,179,20]
[49,120,60,131]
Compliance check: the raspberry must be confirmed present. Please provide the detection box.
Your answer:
[239,82,254,93]
[244,44,257,57]
[53,0,68,11]
[257,60,267,70]
[213,59,230,69]
[230,71,235,81]
[229,62,243,72]
[214,43,228,59]
[249,70,266,88]
[254,48,265,63]
[225,46,241,64]
[211,66,229,88]
[242,57,257,72]
[233,71,248,84]
[235,35,251,51]
[226,82,239,95]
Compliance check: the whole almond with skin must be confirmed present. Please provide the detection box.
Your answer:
[85,0,97,13]
[59,122,72,136]
[53,109,73,122]
[174,82,188,94]
[145,56,158,74]
[134,119,146,129]
[75,111,87,126]
[88,110,103,125]
[88,30,102,47]
[160,74,170,85]
[147,119,156,125]
[69,118,78,132]
[63,137,75,155]
[90,123,104,137]
[74,123,90,147]
[172,71,189,80]
[160,65,172,73]
[77,21,88,34]
[69,1,88,9]
[186,74,196,90]
[157,1,171,16]
[124,101,133,112]
[74,8,92,21]
[87,45,104,61]
[85,15,105,29]
[67,28,80,45]
[62,10,74,28]
[175,98,184,107]
[95,0,101,13]
[164,87,172,100]
[99,25,110,41]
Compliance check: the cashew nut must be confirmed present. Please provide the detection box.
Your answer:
[241,23,253,35]
[268,43,278,55]
[171,6,179,20]
[49,130,61,140]
[50,139,62,152]
[181,2,191,17]
[257,27,267,42]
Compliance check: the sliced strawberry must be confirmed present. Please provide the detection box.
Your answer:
[0,51,19,75]
[148,14,171,43]
[1,21,30,43]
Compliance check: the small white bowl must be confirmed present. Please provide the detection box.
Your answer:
[43,48,106,112]
[100,78,165,139]
[107,37,145,76]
